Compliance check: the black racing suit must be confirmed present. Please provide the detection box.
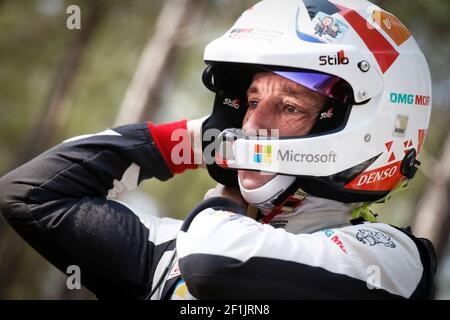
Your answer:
[0,122,437,299]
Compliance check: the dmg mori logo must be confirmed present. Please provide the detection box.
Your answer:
[390,92,431,106]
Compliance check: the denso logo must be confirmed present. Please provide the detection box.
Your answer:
[390,92,431,106]
[319,50,349,66]
[357,165,397,186]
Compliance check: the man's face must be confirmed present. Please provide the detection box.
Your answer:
[322,16,333,27]
[238,72,327,190]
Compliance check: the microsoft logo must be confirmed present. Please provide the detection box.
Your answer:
[254,144,272,164]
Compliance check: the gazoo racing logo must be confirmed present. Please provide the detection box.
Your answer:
[390,92,431,106]
[322,229,347,254]
[278,150,337,163]
[319,50,349,66]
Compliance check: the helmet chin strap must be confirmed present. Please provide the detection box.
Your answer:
[238,173,299,210]
[239,174,311,224]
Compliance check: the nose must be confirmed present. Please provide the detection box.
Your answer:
[242,97,278,136]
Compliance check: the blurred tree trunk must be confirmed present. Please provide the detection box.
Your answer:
[0,2,105,299]
[114,0,203,126]
[413,132,450,259]
[19,1,105,162]
[1,0,205,300]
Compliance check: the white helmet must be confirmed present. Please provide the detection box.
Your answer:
[201,0,432,211]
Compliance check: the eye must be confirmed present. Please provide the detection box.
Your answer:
[248,100,259,109]
[284,105,299,113]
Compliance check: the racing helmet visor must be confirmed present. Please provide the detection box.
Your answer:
[272,70,353,104]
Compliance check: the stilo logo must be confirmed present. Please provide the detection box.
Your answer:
[223,98,240,109]
[254,144,272,164]
[319,50,349,66]
[320,107,334,120]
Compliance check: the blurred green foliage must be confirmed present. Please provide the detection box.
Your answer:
[0,0,449,299]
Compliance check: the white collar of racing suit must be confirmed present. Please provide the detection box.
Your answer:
[257,196,354,234]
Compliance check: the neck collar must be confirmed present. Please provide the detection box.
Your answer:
[258,196,353,234]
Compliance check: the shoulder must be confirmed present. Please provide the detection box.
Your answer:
[335,222,416,251]
[324,222,434,298]
[328,222,422,264]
